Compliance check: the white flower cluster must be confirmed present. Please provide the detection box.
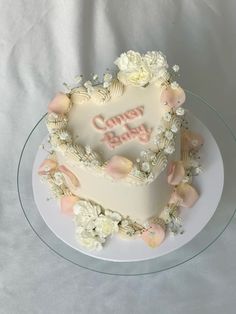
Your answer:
[160,206,183,235]
[114,50,169,87]
[73,200,122,250]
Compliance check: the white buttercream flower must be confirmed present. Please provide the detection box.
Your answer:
[95,216,119,238]
[76,232,103,251]
[117,64,152,87]
[73,201,99,226]
[144,51,168,69]
[114,50,142,71]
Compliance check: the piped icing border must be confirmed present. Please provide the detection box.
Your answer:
[46,51,186,186]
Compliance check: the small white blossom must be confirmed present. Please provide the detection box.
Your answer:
[103,72,113,82]
[59,131,71,141]
[103,81,110,88]
[53,172,64,186]
[171,124,179,133]
[85,145,92,154]
[153,135,161,145]
[164,145,175,154]
[140,150,148,158]
[176,107,185,116]
[121,220,129,227]
[156,68,170,82]
[47,112,59,120]
[191,139,199,147]
[74,75,83,83]
[92,74,98,81]
[84,80,92,88]
[172,65,180,72]
[141,161,151,172]
[182,175,190,183]
[159,210,171,224]
[44,166,51,172]
[163,112,172,122]
[156,125,165,134]
[171,81,179,89]
[193,166,202,175]
[165,130,174,140]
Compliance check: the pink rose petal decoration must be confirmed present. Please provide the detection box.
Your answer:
[160,86,186,108]
[48,92,71,114]
[38,159,58,175]
[105,156,133,180]
[60,195,79,215]
[181,130,204,152]
[169,183,199,208]
[58,165,80,187]
[167,161,185,185]
[141,223,165,248]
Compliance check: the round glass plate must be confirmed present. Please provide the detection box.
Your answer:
[17,91,236,275]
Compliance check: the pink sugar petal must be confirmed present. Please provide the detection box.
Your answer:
[181,130,204,152]
[170,183,199,208]
[141,224,166,248]
[58,165,80,187]
[48,92,71,114]
[160,86,186,108]
[60,196,79,215]
[167,161,185,185]
[105,155,133,180]
[38,159,58,175]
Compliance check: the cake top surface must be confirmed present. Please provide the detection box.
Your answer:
[68,83,167,161]
[47,50,186,185]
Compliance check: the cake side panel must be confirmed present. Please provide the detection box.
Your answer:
[55,151,173,224]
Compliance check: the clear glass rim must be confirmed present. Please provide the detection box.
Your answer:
[16,90,236,276]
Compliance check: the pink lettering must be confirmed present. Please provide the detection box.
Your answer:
[101,132,122,149]
[92,105,145,131]
[101,123,152,149]
[92,105,152,150]
[92,115,107,131]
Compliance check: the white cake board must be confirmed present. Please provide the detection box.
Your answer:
[32,113,224,262]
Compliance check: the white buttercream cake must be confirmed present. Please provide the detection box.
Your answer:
[38,51,203,251]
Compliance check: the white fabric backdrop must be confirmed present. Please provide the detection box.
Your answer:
[1,0,236,313]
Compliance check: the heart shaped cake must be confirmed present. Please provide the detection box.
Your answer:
[39,51,203,251]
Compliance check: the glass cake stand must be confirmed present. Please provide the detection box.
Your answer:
[17,91,236,275]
